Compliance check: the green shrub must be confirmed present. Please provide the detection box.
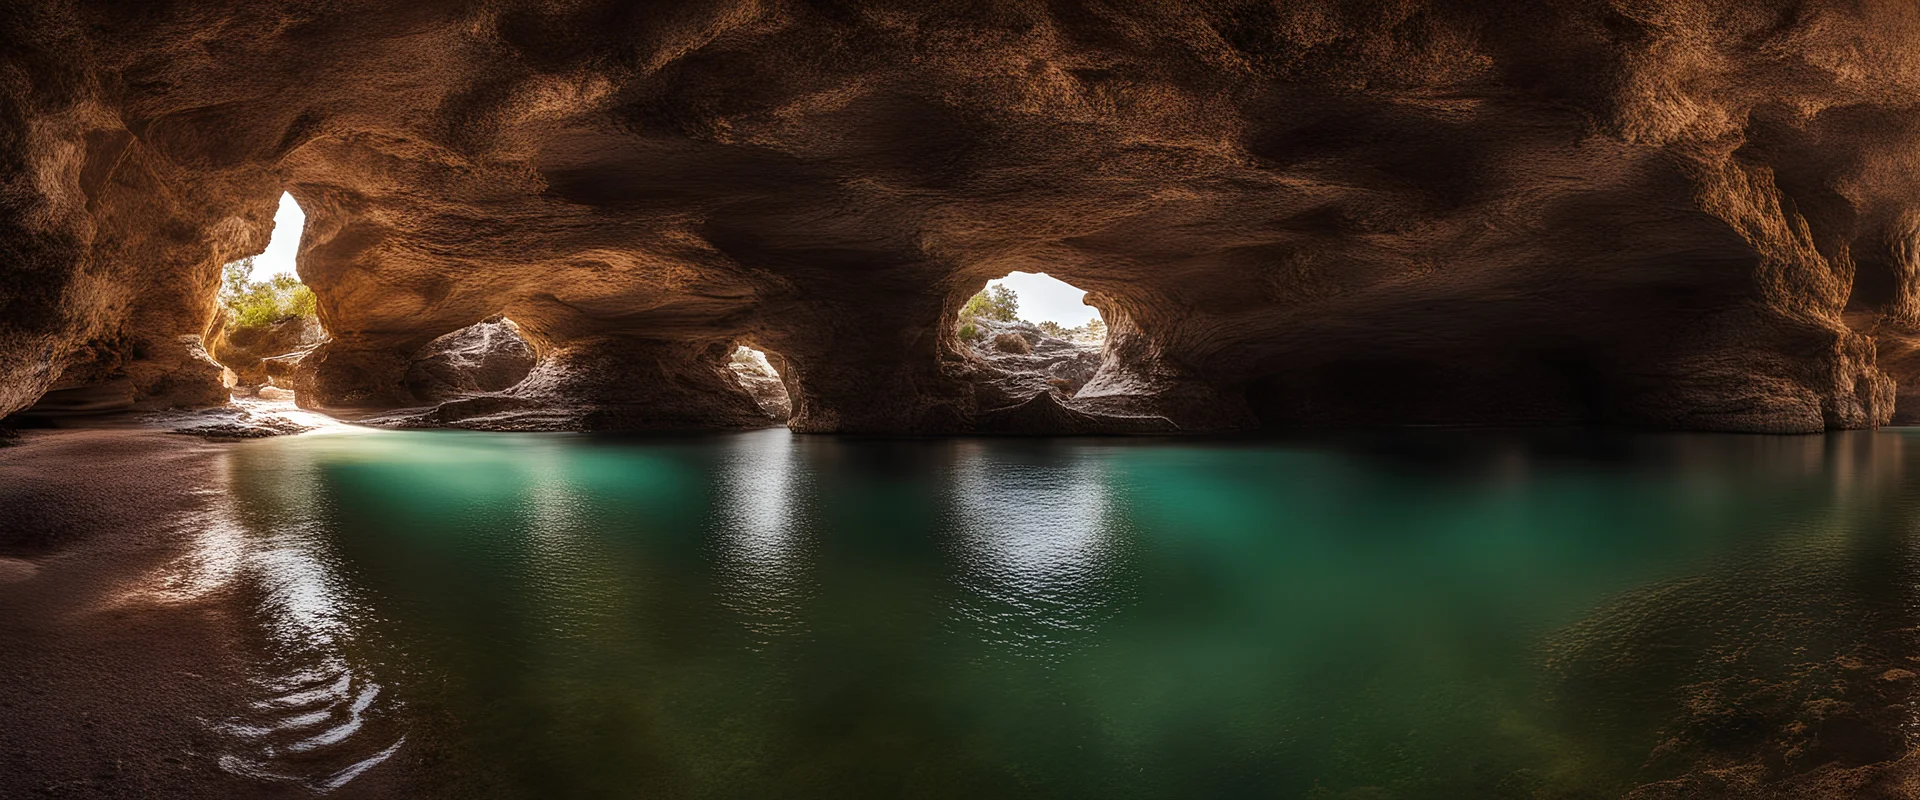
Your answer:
[960,284,1018,322]
[221,256,318,329]
[958,323,982,342]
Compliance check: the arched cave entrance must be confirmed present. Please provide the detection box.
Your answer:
[727,344,793,422]
[953,271,1108,410]
[209,194,549,415]
[209,192,324,402]
[402,317,539,404]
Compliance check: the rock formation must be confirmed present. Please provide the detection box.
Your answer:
[955,318,1100,417]
[9,1,1920,433]
[727,346,794,422]
[402,317,537,403]
[211,314,323,390]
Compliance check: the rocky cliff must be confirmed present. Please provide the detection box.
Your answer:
[5,0,1920,433]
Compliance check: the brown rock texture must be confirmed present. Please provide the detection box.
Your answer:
[402,317,537,403]
[210,315,322,389]
[6,1,1920,432]
[727,346,794,421]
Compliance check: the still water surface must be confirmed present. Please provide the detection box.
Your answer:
[195,427,1920,797]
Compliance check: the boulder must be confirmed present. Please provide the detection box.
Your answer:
[211,315,324,388]
[403,317,538,402]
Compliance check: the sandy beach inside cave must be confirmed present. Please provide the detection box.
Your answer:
[0,427,414,799]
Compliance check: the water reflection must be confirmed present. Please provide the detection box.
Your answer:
[181,427,1920,798]
[190,450,405,793]
[711,429,814,639]
[946,441,1130,660]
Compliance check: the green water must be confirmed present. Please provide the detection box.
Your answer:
[206,428,1920,798]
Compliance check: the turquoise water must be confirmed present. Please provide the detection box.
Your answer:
[205,428,1920,797]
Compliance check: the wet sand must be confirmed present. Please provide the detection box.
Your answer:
[0,428,406,799]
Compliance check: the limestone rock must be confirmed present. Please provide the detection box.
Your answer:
[374,337,773,432]
[211,315,323,388]
[727,347,793,421]
[403,317,537,402]
[965,319,1099,397]
[3,1,1920,434]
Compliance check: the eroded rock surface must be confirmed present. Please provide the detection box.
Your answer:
[6,1,1920,433]
[403,317,537,403]
[167,406,314,439]
[727,347,793,422]
[376,336,772,432]
[211,315,323,390]
[953,317,1152,432]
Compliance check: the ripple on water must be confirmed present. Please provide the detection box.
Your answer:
[211,658,405,793]
[178,494,407,794]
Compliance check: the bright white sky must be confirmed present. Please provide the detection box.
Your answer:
[248,192,305,281]
[991,271,1099,326]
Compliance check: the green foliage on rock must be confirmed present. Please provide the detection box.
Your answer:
[961,284,1019,322]
[956,282,1109,345]
[221,256,317,329]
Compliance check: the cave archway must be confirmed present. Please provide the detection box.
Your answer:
[727,344,793,423]
[951,272,1108,403]
[209,192,324,401]
[402,316,538,403]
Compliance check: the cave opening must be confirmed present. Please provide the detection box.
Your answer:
[209,192,323,403]
[402,316,539,404]
[955,272,1107,401]
[728,343,793,423]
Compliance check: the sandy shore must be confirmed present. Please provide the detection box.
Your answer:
[0,427,407,799]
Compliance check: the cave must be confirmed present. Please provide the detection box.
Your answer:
[2,1,1913,436]
[10,3,1920,798]
[947,271,1174,433]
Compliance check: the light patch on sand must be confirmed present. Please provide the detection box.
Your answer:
[0,557,39,583]
[227,395,365,435]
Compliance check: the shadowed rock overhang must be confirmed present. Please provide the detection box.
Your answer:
[6,0,1920,434]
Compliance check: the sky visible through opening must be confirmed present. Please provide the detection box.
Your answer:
[989,272,1099,327]
[248,192,305,281]
[245,195,1097,328]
